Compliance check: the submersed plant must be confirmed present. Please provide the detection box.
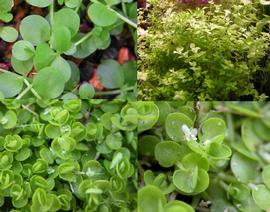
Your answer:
[138,101,270,211]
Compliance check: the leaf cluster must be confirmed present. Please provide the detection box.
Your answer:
[0,0,137,100]
[0,98,144,211]
[138,101,270,211]
[138,1,270,100]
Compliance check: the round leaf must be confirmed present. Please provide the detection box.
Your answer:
[165,112,193,142]
[79,83,95,99]
[138,185,166,212]
[51,56,71,82]
[97,60,124,89]
[0,26,18,42]
[20,15,51,45]
[155,141,183,167]
[26,0,52,7]
[12,40,35,61]
[88,3,118,27]
[32,67,66,99]
[252,185,270,210]
[52,8,80,36]
[20,15,51,46]
[198,118,226,142]
[50,26,71,53]
[230,152,259,183]
[11,56,33,76]
[0,72,24,98]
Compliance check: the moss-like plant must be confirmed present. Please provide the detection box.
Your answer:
[138,0,270,100]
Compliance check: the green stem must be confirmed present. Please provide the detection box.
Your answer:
[218,172,237,184]
[108,8,136,28]
[50,0,54,25]
[16,85,32,100]
[23,79,42,100]
[74,31,93,46]
[219,180,229,192]
[94,86,134,96]
[22,104,38,116]
[121,1,127,16]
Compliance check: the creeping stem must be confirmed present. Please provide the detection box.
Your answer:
[94,86,134,96]
[108,8,137,29]
[74,31,94,46]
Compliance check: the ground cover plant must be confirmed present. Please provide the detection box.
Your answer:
[138,0,270,100]
[0,0,137,100]
[0,98,157,211]
[138,101,270,211]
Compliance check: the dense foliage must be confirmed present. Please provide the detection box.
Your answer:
[138,0,270,100]
[138,101,270,211]
[0,98,152,211]
[0,0,137,100]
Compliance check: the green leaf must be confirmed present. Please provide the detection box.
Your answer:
[0,72,24,98]
[58,161,80,182]
[262,165,270,190]
[139,135,160,157]
[65,0,82,8]
[230,152,259,183]
[11,56,33,76]
[26,0,52,7]
[138,185,166,212]
[0,26,18,42]
[173,167,209,195]
[50,56,71,82]
[88,3,118,27]
[241,119,262,151]
[79,83,95,99]
[198,118,226,142]
[12,40,35,61]
[1,110,17,129]
[164,200,195,212]
[165,112,193,142]
[20,15,51,45]
[32,67,66,99]
[52,8,80,36]
[252,185,270,210]
[0,0,13,12]
[50,26,72,53]
[97,60,124,89]
[154,141,182,167]
[34,43,57,71]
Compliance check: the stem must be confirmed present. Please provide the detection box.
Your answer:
[218,172,237,184]
[74,31,93,46]
[23,79,42,100]
[121,1,127,16]
[50,0,54,25]
[16,85,32,100]
[22,104,38,116]
[94,86,134,96]
[108,8,136,28]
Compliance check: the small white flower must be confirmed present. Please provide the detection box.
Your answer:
[86,168,95,177]
[181,124,197,142]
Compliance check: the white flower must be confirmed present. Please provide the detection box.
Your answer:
[181,124,197,142]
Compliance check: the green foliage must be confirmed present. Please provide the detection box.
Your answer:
[0,98,139,211]
[2,0,137,100]
[138,101,270,211]
[138,1,270,100]
[0,0,14,22]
